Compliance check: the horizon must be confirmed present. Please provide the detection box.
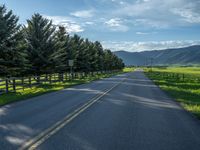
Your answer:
[114,43,200,52]
[1,0,200,52]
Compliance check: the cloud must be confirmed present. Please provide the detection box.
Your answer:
[44,16,84,33]
[172,8,200,23]
[114,0,200,28]
[70,10,94,18]
[85,21,94,25]
[102,40,200,52]
[105,18,129,32]
[136,31,157,35]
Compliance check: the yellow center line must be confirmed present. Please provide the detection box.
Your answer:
[19,77,126,150]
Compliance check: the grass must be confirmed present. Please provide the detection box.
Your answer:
[145,67,200,119]
[0,68,133,106]
[123,67,135,73]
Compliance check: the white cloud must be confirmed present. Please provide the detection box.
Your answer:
[44,16,84,33]
[102,40,200,52]
[114,0,200,28]
[70,10,94,18]
[105,18,129,32]
[85,21,94,25]
[136,31,156,35]
[119,1,125,5]
[105,18,121,27]
[172,8,200,23]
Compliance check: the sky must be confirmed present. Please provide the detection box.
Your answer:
[1,0,200,52]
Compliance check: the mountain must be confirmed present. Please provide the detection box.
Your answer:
[114,45,200,66]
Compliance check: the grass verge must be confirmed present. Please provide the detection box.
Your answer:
[145,67,200,119]
[0,69,133,106]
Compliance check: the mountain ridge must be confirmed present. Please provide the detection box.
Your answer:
[114,45,200,66]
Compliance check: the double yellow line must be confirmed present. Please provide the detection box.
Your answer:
[19,78,125,150]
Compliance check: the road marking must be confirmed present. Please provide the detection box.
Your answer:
[19,77,126,150]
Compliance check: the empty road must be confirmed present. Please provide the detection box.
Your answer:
[0,71,200,150]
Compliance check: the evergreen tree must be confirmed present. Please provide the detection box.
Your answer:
[52,26,71,72]
[87,42,99,72]
[94,41,104,71]
[0,5,26,76]
[0,5,124,77]
[24,13,56,75]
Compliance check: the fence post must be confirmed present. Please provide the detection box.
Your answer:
[45,74,48,83]
[5,78,9,93]
[61,73,64,82]
[37,76,40,84]
[22,77,24,90]
[49,74,52,84]
[13,78,16,92]
[29,76,32,88]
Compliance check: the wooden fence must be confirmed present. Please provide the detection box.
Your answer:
[149,71,200,82]
[0,71,115,94]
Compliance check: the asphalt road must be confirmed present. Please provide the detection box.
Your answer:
[1,71,200,150]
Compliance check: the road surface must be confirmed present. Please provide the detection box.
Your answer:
[0,71,200,150]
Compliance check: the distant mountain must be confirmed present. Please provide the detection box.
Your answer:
[114,45,200,66]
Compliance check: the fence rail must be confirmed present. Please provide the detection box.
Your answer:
[0,71,117,94]
[148,71,200,82]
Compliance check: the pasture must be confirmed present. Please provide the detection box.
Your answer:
[146,67,200,118]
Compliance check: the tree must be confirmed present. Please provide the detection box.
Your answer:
[52,26,71,72]
[94,41,104,72]
[0,5,124,77]
[24,13,56,75]
[0,5,27,76]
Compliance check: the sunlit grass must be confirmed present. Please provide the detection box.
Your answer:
[145,67,200,119]
[0,71,124,106]
[123,67,135,72]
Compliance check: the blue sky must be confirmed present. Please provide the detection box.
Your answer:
[1,0,200,51]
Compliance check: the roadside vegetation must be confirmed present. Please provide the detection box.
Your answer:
[0,68,134,106]
[0,4,124,79]
[0,71,125,106]
[123,67,135,73]
[145,67,200,119]
[0,5,127,105]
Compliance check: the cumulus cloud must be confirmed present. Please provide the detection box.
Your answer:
[172,8,200,23]
[102,40,200,52]
[44,16,84,33]
[70,10,94,18]
[114,0,200,28]
[105,18,129,32]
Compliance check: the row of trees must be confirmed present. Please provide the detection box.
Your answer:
[0,5,124,77]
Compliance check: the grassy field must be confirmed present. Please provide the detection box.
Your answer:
[123,67,135,72]
[0,68,134,106]
[145,67,200,119]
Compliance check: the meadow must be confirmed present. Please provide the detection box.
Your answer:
[145,67,200,118]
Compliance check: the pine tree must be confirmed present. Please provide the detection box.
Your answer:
[52,26,71,72]
[94,41,104,72]
[0,5,27,76]
[24,13,57,75]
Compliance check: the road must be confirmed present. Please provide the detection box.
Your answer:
[0,71,200,150]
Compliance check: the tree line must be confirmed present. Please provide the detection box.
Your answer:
[0,5,124,77]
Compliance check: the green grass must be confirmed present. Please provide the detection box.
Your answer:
[123,67,135,73]
[0,69,132,106]
[145,67,200,119]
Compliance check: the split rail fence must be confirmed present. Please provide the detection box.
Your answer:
[0,71,115,94]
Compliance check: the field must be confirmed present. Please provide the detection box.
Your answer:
[0,68,134,106]
[145,67,200,118]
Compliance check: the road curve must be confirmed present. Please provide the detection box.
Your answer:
[1,71,200,150]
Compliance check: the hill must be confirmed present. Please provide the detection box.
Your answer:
[114,45,200,66]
